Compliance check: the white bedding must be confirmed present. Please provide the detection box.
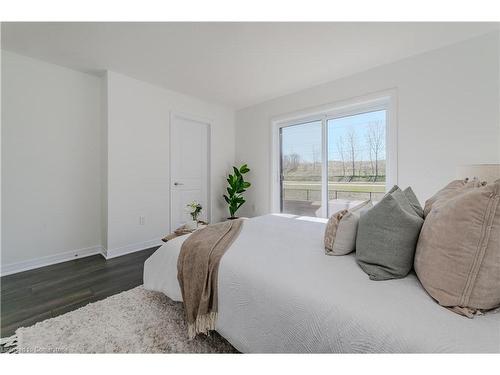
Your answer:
[143,214,500,353]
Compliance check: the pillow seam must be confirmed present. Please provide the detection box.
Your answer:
[459,193,499,307]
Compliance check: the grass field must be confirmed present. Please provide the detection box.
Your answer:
[283,181,386,193]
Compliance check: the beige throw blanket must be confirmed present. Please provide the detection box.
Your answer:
[177,219,244,339]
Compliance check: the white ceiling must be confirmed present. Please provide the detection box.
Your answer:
[2,22,498,109]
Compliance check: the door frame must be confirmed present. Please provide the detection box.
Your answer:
[169,111,212,232]
[269,89,398,216]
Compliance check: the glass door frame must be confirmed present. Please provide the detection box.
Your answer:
[278,117,327,217]
[270,90,398,217]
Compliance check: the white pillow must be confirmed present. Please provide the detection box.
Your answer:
[324,200,373,256]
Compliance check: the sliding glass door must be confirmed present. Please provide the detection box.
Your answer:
[280,120,323,217]
[327,110,387,214]
[278,108,387,218]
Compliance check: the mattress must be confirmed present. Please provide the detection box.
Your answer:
[143,214,500,353]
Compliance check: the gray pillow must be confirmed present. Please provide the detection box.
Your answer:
[387,185,423,217]
[356,186,424,280]
[403,187,424,218]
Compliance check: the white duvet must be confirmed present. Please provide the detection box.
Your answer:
[143,214,500,353]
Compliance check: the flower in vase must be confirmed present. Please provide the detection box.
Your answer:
[186,201,202,222]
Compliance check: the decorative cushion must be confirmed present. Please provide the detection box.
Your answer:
[324,200,372,256]
[356,186,424,280]
[403,187,424,218]
[423,178,483,217]
[415,180,500,317]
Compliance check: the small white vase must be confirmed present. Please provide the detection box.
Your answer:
[185,220,198,230]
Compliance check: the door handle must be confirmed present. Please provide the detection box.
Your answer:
[174,182,184,186]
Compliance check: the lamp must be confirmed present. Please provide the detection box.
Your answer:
[456,164,500,184]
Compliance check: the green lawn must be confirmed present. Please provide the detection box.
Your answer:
[283,181,386,193]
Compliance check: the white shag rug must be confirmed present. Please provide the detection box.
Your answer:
[1,286,237,353]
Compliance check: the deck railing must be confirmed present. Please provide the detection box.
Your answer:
[282,182,385,202]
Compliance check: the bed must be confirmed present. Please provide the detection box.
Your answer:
[143,214,500,353]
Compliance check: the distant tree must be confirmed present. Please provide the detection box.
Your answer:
[312,145,320,172]
[347,129,358,177]
[366,121,385,179]
[365,132,375,176]
[336,136,346,177]
[283,152,301,174]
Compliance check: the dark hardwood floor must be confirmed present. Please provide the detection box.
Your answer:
[0,247,159,338]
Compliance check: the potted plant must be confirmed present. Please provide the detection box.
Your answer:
[223,164,251,219]
[186,201,202,230]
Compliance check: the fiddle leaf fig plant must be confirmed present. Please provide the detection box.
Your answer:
[223,164,251,219]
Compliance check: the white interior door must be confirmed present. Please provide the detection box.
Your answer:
[170,113,210,231]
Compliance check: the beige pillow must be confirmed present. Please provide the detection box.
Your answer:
[423,178,483,217]
[415,180,500,317]
[324,200,372,256]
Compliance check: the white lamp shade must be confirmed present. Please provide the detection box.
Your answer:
[456,164,500,183]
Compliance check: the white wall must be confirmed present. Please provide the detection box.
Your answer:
[1,28,3,262]
[235,32,500,217]
[1,56,236,272]
[1,51,103,270]
[100,74,108,250]
[104,71,235,254]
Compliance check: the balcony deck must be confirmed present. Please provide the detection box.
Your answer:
[282,198,367,217]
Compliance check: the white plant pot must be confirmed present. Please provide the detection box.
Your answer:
[185,220,198,230]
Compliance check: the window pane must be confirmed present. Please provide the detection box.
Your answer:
[280,120,323,217]
[327,110,386,215]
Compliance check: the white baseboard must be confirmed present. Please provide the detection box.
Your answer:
[1,245,106,277]
[104,238,163,259]
[1,239,162,276]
